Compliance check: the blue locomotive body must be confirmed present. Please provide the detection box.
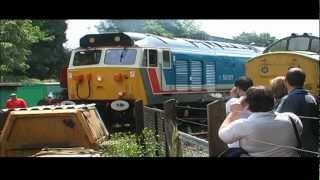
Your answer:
[162,51,250,90]
[133,32,264,92]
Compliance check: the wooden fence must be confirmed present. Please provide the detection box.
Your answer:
[207,100,228,156]
[134,99,181,157]
[134,99,229,157]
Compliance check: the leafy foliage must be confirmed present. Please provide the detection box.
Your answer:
[144,20,173,37]
[96,20,211,40]
[100,128,165,157]
[233,32,278,46]
[97,20,146,33]
[0,20,48,76]
[26,20,68,80]
[0,20,68,81]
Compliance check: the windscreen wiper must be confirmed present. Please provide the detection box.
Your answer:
[119,47,127,63]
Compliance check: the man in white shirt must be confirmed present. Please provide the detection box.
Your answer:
[225,76,253,114]
[219,86,303,157]
[225,76,253,148]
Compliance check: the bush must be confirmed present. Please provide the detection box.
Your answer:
[99,128,165,157]
[0,75,58,84]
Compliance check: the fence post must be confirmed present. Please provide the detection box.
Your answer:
[134,100,144,135]
[163,99,181,157]
[207,100,228,157]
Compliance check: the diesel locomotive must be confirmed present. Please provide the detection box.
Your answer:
[60,32,263,131]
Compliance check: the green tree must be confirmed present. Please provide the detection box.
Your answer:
[96,20,211,40]
[0,20,49,79]
[144,20,173,37]
[96,20,146,33]
[26,20,68,80]
[233,32,277,46]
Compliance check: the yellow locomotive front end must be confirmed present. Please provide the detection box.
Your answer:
[65,33,152,132]
[66,47,150,132]
[246,34,319,97]
[246,52,319,96]
[67,48,148,104]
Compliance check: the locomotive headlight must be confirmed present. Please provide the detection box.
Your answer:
[97,76,103,82]
[114,36,120,42]
[89,37,95,43]
[118,91,125,97]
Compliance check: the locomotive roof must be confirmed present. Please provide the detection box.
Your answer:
[80,32,264,57]
[263,33,319,54]
[249,51,320,62]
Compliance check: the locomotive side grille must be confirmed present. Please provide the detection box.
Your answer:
[205,62,216,90]
[175,60,189,90]
[175,60,216,90]
[205,63,216,84]
[190,61,203,89]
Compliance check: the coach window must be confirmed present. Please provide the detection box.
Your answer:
[162,50,171,68]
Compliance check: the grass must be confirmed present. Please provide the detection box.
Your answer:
[99,128,165,157]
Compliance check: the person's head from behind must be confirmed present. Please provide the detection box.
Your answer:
[285,67,305,91]
[270,76,287,100]
[9,93,17,101]
[234,76,254,97]
[47,93,54,102]
[245,86,274,112]
[47,96,52,101]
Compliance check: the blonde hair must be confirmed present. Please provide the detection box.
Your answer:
[270,76,287,100]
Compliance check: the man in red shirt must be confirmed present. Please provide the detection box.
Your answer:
[6,93,28,109]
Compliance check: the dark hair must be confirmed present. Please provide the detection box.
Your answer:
[285,67,305,87]
[234,76,253,91]
[246,86,274,112]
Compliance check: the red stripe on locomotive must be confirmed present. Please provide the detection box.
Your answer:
[148,68,161,93]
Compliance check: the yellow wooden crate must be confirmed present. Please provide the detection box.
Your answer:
[0,105,108,157]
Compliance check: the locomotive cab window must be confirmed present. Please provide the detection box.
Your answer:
[142,49,158,67]
[288,37,309,51]
[142,50,148,66]
[105,49,137,65]
[149,49,158,67]
[310,39,319,53]
[73,50,101,66]
[269,40,287,52]
[162,50,171,69]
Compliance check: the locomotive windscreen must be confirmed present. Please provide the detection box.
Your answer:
[105,49,137,65]
[263,34,319,54]
[73,50,101,66]
[80,33,135,48]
